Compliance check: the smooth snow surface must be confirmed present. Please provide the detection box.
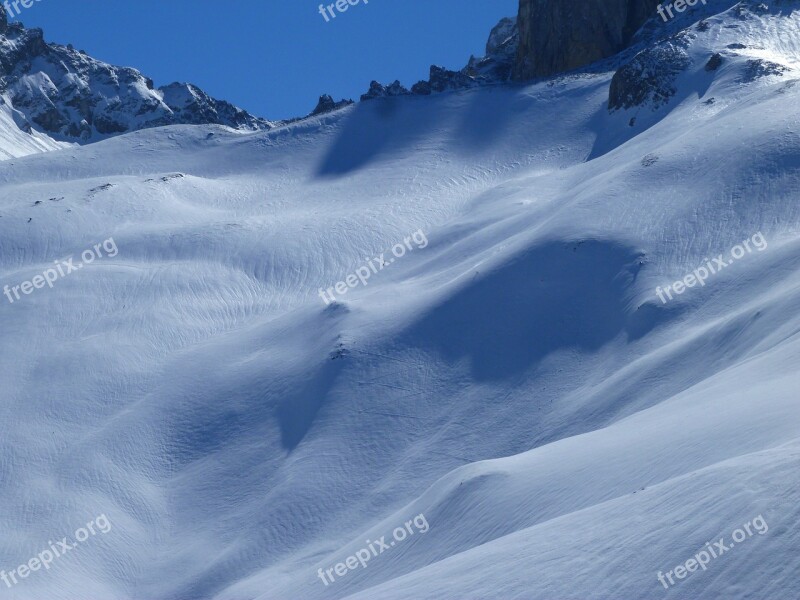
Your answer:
[0,5,798,600]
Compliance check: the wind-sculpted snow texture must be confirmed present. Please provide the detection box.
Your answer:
[0,2,799,600]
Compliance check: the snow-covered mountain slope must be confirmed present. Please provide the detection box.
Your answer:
[0,2,798,600]
[0,94,68,158]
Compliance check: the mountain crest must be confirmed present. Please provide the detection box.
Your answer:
[0,17,272,143]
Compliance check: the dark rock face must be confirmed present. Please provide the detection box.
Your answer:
[705,53,724,71]
[513,0,661,80]
[410,80,432,96]
[0,18,272,142]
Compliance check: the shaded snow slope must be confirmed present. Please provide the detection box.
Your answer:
[0,4,798,600]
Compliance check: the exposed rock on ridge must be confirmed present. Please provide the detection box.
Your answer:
[607,37,692,110]
[607,1,795,113]
[310,94,354,116]
[360,16,518,101]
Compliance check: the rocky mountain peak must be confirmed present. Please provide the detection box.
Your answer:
[0,17,272,143]
[485,17,516,57]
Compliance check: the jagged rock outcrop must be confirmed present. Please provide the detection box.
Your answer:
[513,0,661,80]
[705,53,724,71]
[411,66,477,96]
[0,7,271,142]
[361,16,518,101]
[360,80,411,101]
[310,94,354,116]
[464,17,518,81]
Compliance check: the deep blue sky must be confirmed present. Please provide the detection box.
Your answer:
[15,0,518,120]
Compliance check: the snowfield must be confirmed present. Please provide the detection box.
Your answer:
[0,4,798,599]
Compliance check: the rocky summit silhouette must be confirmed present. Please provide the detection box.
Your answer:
[0,6,273,143]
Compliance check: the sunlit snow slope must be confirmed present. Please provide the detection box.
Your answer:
[0,4,798,600]
[0,96,69,159]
